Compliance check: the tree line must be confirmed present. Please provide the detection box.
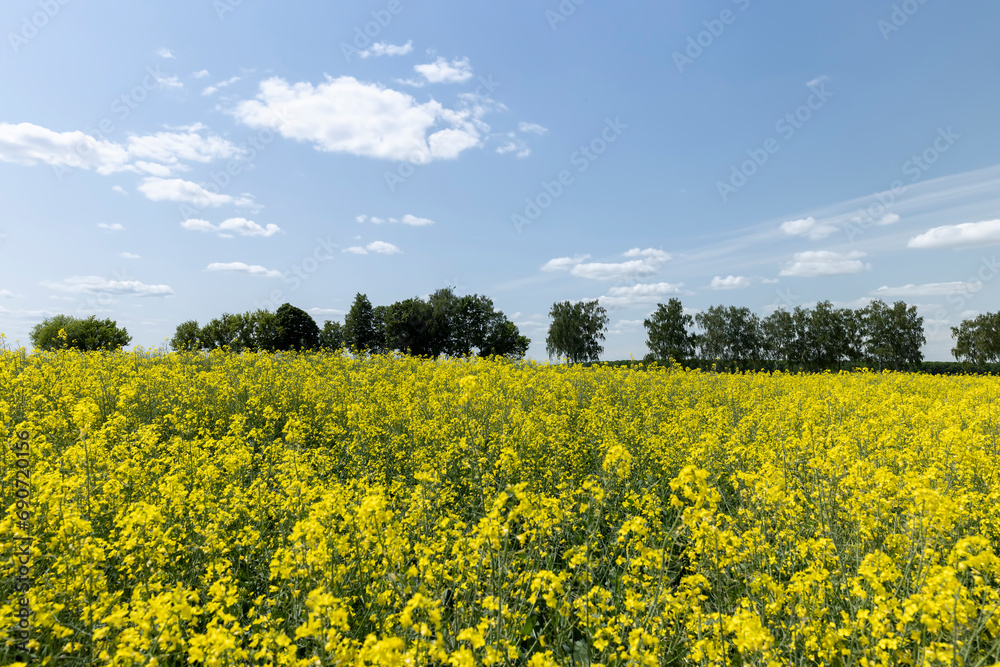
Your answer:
[25,292,1000,374]
[167,289,530,359]
[644,298,926,371]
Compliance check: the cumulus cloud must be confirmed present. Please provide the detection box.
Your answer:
[413,57,474,84]
[710,275,751,290]
[139,177,234,206]
[157,48,175,59]
[192,70,210,79]
[42,276,173,297]
[908,220,1000,249]
[232,75,488,162]
[779,250,868,277]
[780,217,838,241]
[181,218,280,237]
[206,262,282,278]
[872,282,982,297]
[98,223,125,232]
[543,248,670,281]
[598,282,685,308]
[342,241,402,255]
[359,41,413,58]
[0,289,17,298]
[0,123,240,177]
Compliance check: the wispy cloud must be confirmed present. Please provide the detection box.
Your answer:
[42,276,173,297]
[181,218,281,237]
[780,250,868,277]
[342,241,402,255]
[206,262,282,278]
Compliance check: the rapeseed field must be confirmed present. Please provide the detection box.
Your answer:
[1,349,999,666]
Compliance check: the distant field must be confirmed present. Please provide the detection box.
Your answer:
[2,350,999,666]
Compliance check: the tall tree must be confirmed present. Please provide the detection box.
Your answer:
[644,298,695,364]
[30,315,131,351]
[546,300,609,364]
[694,305,729,362]
[762,308,795,366]
[275,303,320,351]
[861,300,925,371]
[344,293,385,354]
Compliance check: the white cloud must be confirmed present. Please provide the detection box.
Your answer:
[367,241,401,255]
[598,282,685,308]
[111,185,127,195]
[202,76,241,97]
[0,123,132,174]
[233,75,488,162]
[518,122,549,135]
[342,241,402,255]
[413,57,474,84]
[120,252,141,259]
[125,129,242,170]
[219,218,280,237]
[357,214,434,226]
[780,216,838,241]
[157,48,175,59]
[878,213,900,225]
[0,289,16,298]
[359,41,413,58]
[153,74,184,90]
[496,134,531,158]
[400,214,433,226]
[543,248,670,281]
[710,275,751,290]
[0,123,239,177]
[872,282,982,297]
[206,262,282,278]
[310,308,345,316]
[139,177,233,206]
[908,220,1000,249]
[98,223,125,232]
[779,250,868,277]
[42,276,173,297]
[192,70,210,79]
[181,218,280,237]
[541,255,592,272]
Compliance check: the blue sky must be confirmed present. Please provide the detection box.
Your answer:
[2,0,1000,360]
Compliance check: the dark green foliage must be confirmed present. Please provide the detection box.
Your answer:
[643,298,695,364]
[30,315,131,351]
[275,303,320,351]
[319,321,344,351]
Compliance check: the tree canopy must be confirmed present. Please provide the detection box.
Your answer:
[30,315,131,352]
[546,300,609,364]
